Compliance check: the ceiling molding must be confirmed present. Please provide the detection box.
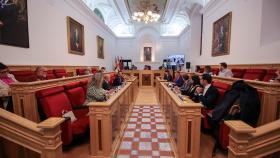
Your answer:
[200,0,229,17]
[65,0,117,38]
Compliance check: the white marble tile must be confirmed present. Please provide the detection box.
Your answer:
[159,143,172,151]
[155,118,164,123]
[142,118,151,122]
[139,142,152,151]
[141,124,151,130]
[120,141,132,150]
[117,155,130,158]
[127,124,136,129]
[143,109,150,112]
[131,150,138,155]
[129,118,137,122]
[156,124,166,130]
[131,113,138,116]
[140,132,151,138]
[142,113,151,117]
[157,132,169,139]
[152,151,160,156]
[124,131,134,138]
[152,138,158,142]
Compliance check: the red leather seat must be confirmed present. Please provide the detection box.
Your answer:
[202,81,231,129]
[212,68,219,75]
[64,82,88,118]
[80,80,88,94]
[54,69,67,78]
[199,68,204,73]
[11,70,34,82]
[262,69,277,82]
[231,69,245,78]
[91,68,98,74]
[242,69,266,81]
[46,70,56,79]
[76,69,86,76]
[36,86,89,145]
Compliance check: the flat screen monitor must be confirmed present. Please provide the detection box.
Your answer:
[167,55,185,66]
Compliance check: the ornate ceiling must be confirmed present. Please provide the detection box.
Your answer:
[82,0,210,37]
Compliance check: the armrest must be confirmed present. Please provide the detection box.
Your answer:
[60,117,73,145]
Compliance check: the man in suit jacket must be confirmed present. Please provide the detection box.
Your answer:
[102,74,111,90]
[192,74,219,109]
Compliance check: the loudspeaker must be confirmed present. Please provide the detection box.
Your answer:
[186,62,191,69]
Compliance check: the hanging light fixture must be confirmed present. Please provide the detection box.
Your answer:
[132,10,160,24]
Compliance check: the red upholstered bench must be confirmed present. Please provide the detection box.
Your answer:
[54,69,67,78]
[46,70,56,79]
[11,70,34,82]
[262,69,277,82]
[212,68,219,76]
[36,86,89,145]
[80,80,88,94]
[242,69,266,81]
[91,68,98,74]
[76,69,86,76]
[231,69,245,78]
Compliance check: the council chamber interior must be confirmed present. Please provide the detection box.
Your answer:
[0,0,280,158]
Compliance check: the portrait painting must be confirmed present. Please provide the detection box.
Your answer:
[212,12,232,56]
[0,0,29,48]
[67,16,84,55]
[97,35,104,59]
[144,47,152,62]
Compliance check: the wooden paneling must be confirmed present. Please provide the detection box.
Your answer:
[199,63,280,70]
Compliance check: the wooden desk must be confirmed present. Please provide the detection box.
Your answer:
[122,70,164,87]
[10,75,91,122]
[86,80,137,157]
[159,82,202,158]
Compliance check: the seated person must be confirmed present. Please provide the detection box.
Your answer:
[84,67,92,75]
[0,62,18,111]
[204,65,212,75]
[192,74,219,109]
[144,65,151,70]
[100,67,106,72]
[179,74,192,95]
[113,71,123,87]
[131,64,137,70]
[195,65,202,73]
[163,70,173,82]
[85,72,107,103]
[174,71,184,87]
[29,66,47,81]
[185,75,201,98]
[273,69,280,83]
[102,74,111,90]
[218,62,233,77]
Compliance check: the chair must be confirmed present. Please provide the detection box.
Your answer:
[80,80,88,94]
[211,68,219,76]
[46,70,56,79]
[76,69,86,76]
[262,69,277,82]
[54,69,67,78]
[231,69,245,78]
[36,86,89,145]
[11,70,34,82]
[242,69,266,81]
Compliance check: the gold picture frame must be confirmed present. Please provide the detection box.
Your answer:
[212,12,232,56]
[67,16,84,55]
[97,35,104,59]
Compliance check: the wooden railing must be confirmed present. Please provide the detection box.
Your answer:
[86,79,137,157]
[11,75,91,122]
[183,73,280,126]
[8,65,100,76]
[0,108,64,158]
[158,79,202,158]
[225,120,280,158]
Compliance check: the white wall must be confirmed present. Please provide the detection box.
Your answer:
[185,0,280,67]
[0,0,116,70]
[116,27,182,70]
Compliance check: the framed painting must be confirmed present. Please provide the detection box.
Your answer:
[144,47,152,61]
[212,12,232,56]
[0,0,29,48]
[67,16,84,55]
[97,35,104,59]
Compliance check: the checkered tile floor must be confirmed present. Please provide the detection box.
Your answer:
[117,105,175,158]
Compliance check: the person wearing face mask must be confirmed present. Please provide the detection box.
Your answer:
[0,62,18,111]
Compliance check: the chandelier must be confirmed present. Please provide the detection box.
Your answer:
[132,10,160,24]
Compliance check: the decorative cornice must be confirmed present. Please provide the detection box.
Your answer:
[200,0,229,17]
[64,0,117,38]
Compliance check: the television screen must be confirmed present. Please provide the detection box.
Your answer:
[167,55,185,66]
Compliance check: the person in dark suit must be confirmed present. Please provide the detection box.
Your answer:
[113,71,123,87]
[102,74,111,90]
[186,75,201,98]
[192,74,219,109]
[174,71,184,87]
[179,74,192,95]
[163,70,172,82]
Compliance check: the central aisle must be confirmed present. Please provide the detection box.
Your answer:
[117,88,175,157]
